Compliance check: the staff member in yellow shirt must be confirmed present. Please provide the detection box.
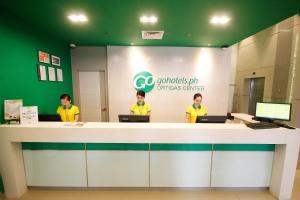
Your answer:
[57,94,80,122]
[186,93,208,123]
[130,91,151,115]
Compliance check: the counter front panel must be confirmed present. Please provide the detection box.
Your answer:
[22,142,275,188]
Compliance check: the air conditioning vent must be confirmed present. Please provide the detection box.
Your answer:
[141,31,164,40]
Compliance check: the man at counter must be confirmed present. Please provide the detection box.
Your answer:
[186,93,208,123]
[57,94,80,122]
[130,90,151,115]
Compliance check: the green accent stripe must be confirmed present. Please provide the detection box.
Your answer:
[151,144,213,151]
[21,143,275,151]
[86,143,149,151]
[214,144,275,151]
[22,143,85,150]
[0,176,4,194]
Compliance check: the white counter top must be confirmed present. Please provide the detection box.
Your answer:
[0,122,298,144]
[0,121,251,129]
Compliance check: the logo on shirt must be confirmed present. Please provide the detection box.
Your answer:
[133,71,155,93]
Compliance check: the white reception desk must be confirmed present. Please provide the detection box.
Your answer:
[0,122,299,200]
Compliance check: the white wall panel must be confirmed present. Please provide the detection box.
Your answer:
[107,46,232,122]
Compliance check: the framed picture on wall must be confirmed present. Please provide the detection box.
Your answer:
[51,55,60,66]
[4,99,23,121]
[48,67,56,81]
[38,65,47,81]
[57,68,63,82]
[38,51,50,64]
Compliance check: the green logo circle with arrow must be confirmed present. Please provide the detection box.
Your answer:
[133,71,155,93]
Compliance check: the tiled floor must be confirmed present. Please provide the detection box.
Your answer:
[2,170,300,200]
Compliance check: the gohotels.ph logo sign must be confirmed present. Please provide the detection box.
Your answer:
[133,71,155,93]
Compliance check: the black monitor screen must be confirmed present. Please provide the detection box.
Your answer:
[118,115,150,123]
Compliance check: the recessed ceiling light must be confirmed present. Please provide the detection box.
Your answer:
[68,13,88,23]
[210,15,230,25]
[140,16,158,24]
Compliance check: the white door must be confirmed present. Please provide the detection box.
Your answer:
[79,71,106,122]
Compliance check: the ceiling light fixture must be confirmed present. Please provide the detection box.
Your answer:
[68,13,88,23]
[210,15,230,25]
[140,16,158,24]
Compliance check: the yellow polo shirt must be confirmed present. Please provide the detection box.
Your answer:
[130,102,151,115]
[57,105,80,122]
[186,105,208,123]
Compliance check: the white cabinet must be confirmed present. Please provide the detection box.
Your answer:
[150,151,212,187]
[211,151,274,187]
[86,151,149,187]
[23,150,87,187]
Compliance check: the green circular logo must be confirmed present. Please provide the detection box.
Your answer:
[133,71,155,93]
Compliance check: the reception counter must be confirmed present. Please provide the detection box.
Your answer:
[0,122,299,200]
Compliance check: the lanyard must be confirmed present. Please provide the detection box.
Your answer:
[63,105,72,121]
[65,109,69,121]
[138,105,145,114]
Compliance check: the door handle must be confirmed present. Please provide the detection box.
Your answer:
[101,108,107,111]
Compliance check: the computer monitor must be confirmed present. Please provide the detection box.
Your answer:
[196,116,227,123]
[255,102,291,121]
[118,115,150,123]
[38,114,61,122]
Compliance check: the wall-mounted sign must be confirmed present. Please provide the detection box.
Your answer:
[38,51,50,64]
[108,46,230,122]
[20,106,38,125]
[4,99,23,121]
[133,71,205,93]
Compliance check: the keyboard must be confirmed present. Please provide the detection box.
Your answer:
[246,122,279,129]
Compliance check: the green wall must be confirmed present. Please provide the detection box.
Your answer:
[0,13,73,123]
[0,13,73,193]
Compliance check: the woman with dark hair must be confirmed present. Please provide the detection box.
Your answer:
[130,90,151,115]
[57,94,80,122]
[185,93,208,123]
